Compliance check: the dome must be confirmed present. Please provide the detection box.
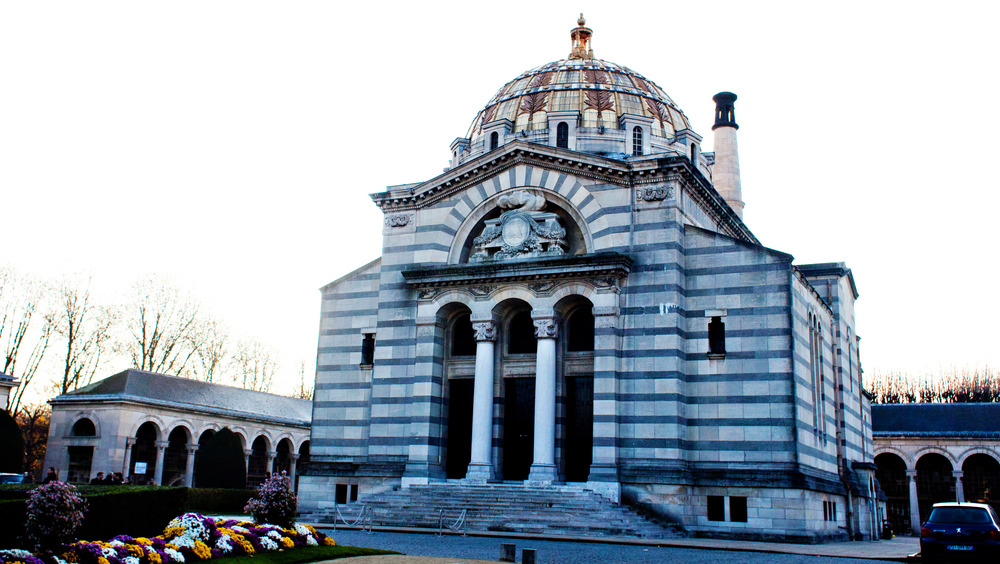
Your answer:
[465,16,692,146]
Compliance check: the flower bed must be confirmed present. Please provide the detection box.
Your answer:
[0,513,335,564]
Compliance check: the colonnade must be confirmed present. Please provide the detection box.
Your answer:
[123,437,300,487]
[466,310,560,484]
[903,469,966,534]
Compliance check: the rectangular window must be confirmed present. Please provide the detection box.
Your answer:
[707,495,725,521]
[361,333,375,366]
[729,496,748,522]
[708,316,726,357]
[335,484,348,504]
[350,484,359,502]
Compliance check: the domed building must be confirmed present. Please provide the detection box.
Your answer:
[299,17,878,541]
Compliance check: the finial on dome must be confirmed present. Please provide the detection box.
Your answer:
[570,14,594,60]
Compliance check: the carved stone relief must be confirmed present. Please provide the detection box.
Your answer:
[469,285,496,297]
[417,288,440,300]
[470,190,567,262]
[473,321,497,341]
[636,184,674,202]
[533,318,558,339]
[385,213,413,227]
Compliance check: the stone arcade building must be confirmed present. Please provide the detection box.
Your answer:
[299,17,877,540]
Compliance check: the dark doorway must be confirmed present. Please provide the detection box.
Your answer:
[67,446,93,483]
[446,378,474,479]
[917,453,955,522]
[503,377,535,481]
[875,452,910,534]
[564,376,593,482]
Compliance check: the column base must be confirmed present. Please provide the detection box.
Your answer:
[527,463,557,485]
[465,463,494,485]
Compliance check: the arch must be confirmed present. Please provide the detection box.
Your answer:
[958,447,1000,468]
[445,182,603,264]
[874,446,913,469]
[162,426,191,486]
[556,122,569,148]
[913,446,959,468]
[128,421,161,484]
[555,294,595,482]
[961,452,1000,505]
[916,452,955,522]
[71,417,97,437]
[875,452,910,534]
[296,440,311,490]
[247,434,272,488]
[440,302,475,479]
[274,438,294,477]
[192,428,217,487]
[129,415,165,439]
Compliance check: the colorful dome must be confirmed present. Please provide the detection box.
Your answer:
[466,16,692,144]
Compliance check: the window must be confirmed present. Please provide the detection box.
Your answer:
[690,143,697,164]
[824,500,838,521]
[361,333,375,366]
[72,418,97,437]
[729,496,748,522]
[490,131,499,151]
[335,484,358,504]
[708,316,726,358]
[507,311,537,354]
[707,496,725,521]
[556,122,569,148]
[632,126,643,156]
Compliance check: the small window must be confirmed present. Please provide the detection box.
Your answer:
[556,122,569,148]
[361,333,375,366]
[490,131,499,151]
[72,418,97,437]
[690,143,698,165]
[708,316,726,357]
[707,495,725,521]
[632,126,643,156]
[730,496,748,522]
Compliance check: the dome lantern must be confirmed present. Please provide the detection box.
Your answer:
[569,14,594,60]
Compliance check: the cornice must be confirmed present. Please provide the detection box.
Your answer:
[49,394,311,429]
[402,252,633,289]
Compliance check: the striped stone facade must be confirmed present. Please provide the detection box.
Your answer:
[299,141,876,540]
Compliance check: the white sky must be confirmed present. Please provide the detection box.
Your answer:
[2,1,998,401]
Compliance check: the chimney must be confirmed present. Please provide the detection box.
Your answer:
[711,92,744,219]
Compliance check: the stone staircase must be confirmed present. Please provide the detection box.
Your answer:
[306,482,677,538]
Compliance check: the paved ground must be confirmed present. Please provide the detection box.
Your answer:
[322,529,920,564]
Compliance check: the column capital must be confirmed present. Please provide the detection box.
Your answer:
[267,451,277,460]
[906,469,918,478]
[952,470,964,479]
[155,441,169,450]
[472,321,497,342]
[186,444,199,454]
[244,449,253,458]
[291,453,300,461]
[533,317,558,339]
[126,437,137,447]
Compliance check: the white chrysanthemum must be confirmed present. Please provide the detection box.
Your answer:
[53,556,69,564]
[109,541,125,548]
[306,535,318,546]
[216,535,234,553]
[102,547,118,559]
[1,550,35,559]
[163,548,185,563]
[259,537,279,551]
[293,524,311,536]
[167,514,211,542]
[124,557,140,564]
[266,531,283,541]
[231,525,249,534]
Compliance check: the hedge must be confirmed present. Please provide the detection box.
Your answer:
[0,486,254,548]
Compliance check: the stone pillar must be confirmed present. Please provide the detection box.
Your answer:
[153,440,168,486]
[953,471,965,502]
[244,449,252,474]
[466,319,497,484]
[184,443,198,488]
[266,451,277,476]
[289,453,299,487]
[123,438,135,477]
[907,470,921,534]
[528,311,558,485]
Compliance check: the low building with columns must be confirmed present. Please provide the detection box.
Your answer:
[299,17,877,540]
[45,369,311,488]
[872,403,1000,535]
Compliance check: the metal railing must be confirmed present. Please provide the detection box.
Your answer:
[437,508,468,536]
[331,503,373,533]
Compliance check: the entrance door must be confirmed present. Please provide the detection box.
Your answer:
[503,377,535,480]
[446,378,474,479]
[564,376,593,482]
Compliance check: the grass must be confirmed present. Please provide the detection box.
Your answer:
[219,545,398,564]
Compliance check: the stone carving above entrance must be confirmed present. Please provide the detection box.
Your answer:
[470,190,567,262]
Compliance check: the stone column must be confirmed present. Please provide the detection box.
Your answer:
[907,469,921,534]
[153,440,168,486]
[244,449,253,474]
[123,438,135,477]
[466,319,497,484]
[289,453,300,487]
[183,443,198,488]
[953,471,965,502]
[266,451,277,476]
[528,312,558,485]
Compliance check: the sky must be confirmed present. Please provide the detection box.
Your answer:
[2,1,999,402]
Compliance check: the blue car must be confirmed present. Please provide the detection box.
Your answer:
[920,502,1000,562]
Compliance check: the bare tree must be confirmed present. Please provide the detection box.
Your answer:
[865,366,1000,403]
[50,277,114,395]
[230,338,278,392]
[120,278,204,376]
[16,403,51,480]
[290,361,314,400]
[196,318,230,383]
[0,267,54,413]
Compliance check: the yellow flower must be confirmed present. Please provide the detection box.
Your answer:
[279,538,294,549]
[148,551,162,564]
[192,540,212,560]
[127,545,145,558]
[98,557,111,564]
[322,537,336,546]
[136,538,153,546]
[163,526,185,539]
[61,552,77,562]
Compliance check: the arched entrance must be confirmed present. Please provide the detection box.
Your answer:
[248,436,271,488]
[67,418,97,483]
[193,429,215,487]
[560,300,594,482]
[274,439,293,477]
[501,306,536,481]
[162,427,190,486]
[444,308,475,479]
[875,452,910,534]
[129,422,159,484]
[917,453,955,522]
[963,453,1000,505]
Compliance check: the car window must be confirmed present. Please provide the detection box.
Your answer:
[928,507,991,524]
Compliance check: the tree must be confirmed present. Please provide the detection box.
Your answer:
[50,278,114,395]
[0,266,55,413]
[0,408,24,473]
[17,403,51,480]
[195,427,246,489]
[865,366,1000,403]
[230,339,278,393]
[290,362,314,400]
[195,318,230,383]
[119,278,204,376]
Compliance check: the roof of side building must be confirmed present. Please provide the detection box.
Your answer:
[871,403,1000,437]
[51,369,311,427]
